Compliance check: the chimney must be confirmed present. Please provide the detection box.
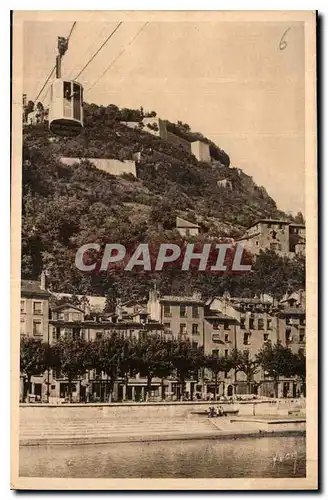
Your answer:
[192,290,202,301]
[40,270,47,290]
[149,284,159,303]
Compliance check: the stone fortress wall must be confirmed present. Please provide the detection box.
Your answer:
[60,157,137,177]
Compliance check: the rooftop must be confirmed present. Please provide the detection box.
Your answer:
[131,309,148,316]
[160,295,203,304]
[21,280,51,298]
[176,217,199,229]
[205,311,237,322]
[246,219,291,230]
[52,293,106,311]
[280,307,305,315]
[229,297,272,305]
[51,303,84,313]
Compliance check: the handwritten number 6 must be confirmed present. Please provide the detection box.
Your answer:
[279,27,291,51]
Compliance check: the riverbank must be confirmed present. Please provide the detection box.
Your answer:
[20,435,307,479]
[20,400,305,446]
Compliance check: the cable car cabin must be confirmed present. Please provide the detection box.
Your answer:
[49,79,83,137]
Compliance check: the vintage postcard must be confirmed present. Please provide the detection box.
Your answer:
[11,10,317,490]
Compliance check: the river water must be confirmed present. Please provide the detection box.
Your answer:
[20,436,305,478]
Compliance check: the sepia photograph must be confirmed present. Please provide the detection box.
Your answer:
[11,10,317,490]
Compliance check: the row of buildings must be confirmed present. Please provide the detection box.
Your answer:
[175,217,306,257]
[20,273,306,404]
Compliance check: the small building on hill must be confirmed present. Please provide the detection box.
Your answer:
[176,217,199,237]
[217,178,233,190]
[191,140,211,164]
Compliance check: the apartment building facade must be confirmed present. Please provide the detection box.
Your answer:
[147,289,204,348]
[48,301,165,403]
[20,279,51,401]
[205,294,305,397]
[20,279,51,342]
[203,309,238,397]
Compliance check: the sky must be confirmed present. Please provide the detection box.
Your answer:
[23,19,305,214]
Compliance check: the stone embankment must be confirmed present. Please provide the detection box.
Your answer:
[19,399,305,446]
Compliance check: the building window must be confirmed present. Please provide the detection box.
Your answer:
[72,327,81,340]
[20,319,25,335]
[267,319,272,330]
[96,331,103,340]
[240,318,245,329]
[263,333,269,342]
[285,328,292,343]
[180,305,187,318]
[267,223,272,229]
[249,318,254,330]
[224,321,230,330]
[33,301,42,314]
[192,305,199,318]
[213,322,219,330]
[64,328,72,339]
[164,322,171,331]
[163,304,171,317]
[140,331,147,341]
[225,334,229,342]
[258,318,264,330]
[33,319,42,336]
[300,317,306,326]
[299,329,305,343]
[243,332,251,345]
[72,312,81,322]
[20,300,26,314]
[212,349,219,356]
[255,241,259,246]
[63,312,69,322]
[192,323,199,335]
[224,349,228,358]
[52,327,61,341]
[179,323,187,335]
[192,342,198,349]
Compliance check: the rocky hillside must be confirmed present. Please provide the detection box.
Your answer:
[21,103,303,301]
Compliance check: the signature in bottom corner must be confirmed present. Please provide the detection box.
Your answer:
[272,451,299,473]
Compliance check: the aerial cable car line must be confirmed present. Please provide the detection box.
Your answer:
[73,21,123,81]
[44,23,112,102]
[86,21,148,93]
[33,21,77,104]
[47,21,144,137]
[65,22,111,81]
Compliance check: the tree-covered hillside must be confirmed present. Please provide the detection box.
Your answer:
[21,103,304,301]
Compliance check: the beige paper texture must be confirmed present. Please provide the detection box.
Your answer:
[11,10,317,490]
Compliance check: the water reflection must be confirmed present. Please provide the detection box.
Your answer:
[20,436,306,478]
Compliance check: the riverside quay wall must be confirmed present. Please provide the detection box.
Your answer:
[20,399,305,425]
